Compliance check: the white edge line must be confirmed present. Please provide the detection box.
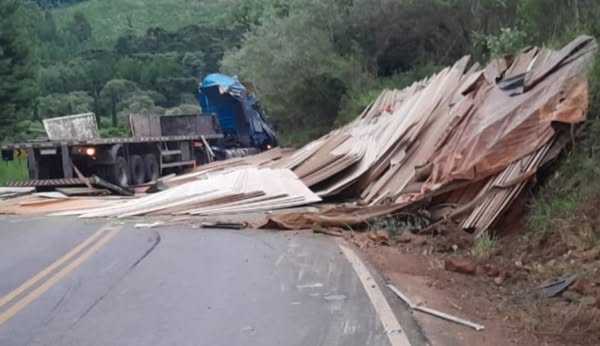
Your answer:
[337,240,412,346]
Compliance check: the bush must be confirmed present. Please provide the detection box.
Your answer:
[473,27,528,59]
[99,126,130,138]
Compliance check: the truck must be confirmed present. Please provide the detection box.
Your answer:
[1,74,277,192]
[198,73,277,153]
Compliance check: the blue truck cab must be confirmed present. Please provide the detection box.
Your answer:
[198,74,278,151]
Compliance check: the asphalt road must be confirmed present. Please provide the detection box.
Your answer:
[0,215,425,346]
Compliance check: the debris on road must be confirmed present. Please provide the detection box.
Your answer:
[31,192,69,200]
[0,187,35,200]
[414,304,485,332]
[387,284,485,331]
[55,187,111,197]
[7,176,134,196]
[57,168,321,218]
[19,198,67,207]
[0,36,596,237]
[199,222,246,230]
[0,195,120,215]
[134,222,165,229]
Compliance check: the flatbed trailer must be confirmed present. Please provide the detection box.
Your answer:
[1,114,224,188]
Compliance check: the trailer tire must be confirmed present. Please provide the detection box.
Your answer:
[108,156,129,187]
[129,155,145,185]
[143,154,160,182]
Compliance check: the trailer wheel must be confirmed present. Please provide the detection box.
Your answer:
[143,153,160,182]
[108,156,129,187]
[129,155,145,186]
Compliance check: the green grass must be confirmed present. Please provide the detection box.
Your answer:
[52,0,221,46]
[472,231,496,258]
[0,159,28,185]
[528,154,600,238]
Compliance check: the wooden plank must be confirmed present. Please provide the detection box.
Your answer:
[71,161,92,189]
[56,187,110,196]
[19,198,66,207]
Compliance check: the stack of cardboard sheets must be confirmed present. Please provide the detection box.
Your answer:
[59,168,321,218]
[260,36,597,235]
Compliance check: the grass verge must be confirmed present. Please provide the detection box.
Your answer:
[472,231,496,259]
[528,153,600,239]
[0,159,28,185]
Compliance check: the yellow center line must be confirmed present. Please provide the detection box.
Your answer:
[0,224,113,310]
[0,225,123,325]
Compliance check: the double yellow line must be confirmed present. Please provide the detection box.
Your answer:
[0,223,122,324]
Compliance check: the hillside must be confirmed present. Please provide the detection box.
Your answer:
[52,0,226,45]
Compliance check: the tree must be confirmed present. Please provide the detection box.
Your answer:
[139,53,183,90]
[37,91,93,119]
[473,27,528,59]
[182,51,206,77]
[221,1,361,133]
[115,56,143,82]
[82,57,114,125]
[36,10,59,43]
[118,94,164,121]
[219,0,291,30]
[518,0,600,43]
[114,24,240,73]
[0,0,38,142]
[100,79,139,127]
[155,77,197,107]
[35,0,88,8]
[66,11,93,43]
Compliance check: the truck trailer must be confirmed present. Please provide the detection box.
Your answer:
[1,74,277,191]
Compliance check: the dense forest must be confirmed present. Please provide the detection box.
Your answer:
[1,0,600,147]
[35,0,87,8]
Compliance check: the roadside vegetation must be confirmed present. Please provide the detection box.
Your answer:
[472,231,497,259]
[0,160,28,185]
[528,154,600,238]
